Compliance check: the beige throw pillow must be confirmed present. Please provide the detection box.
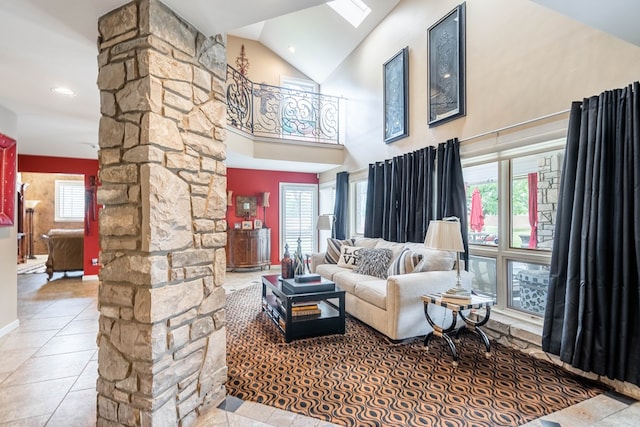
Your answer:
[337,245,363,269]
[415,249,456,272]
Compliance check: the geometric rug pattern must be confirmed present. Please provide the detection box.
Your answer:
[226,284,607,426]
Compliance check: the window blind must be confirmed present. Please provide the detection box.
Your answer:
[280,184,318,257]
[55,180,85,221]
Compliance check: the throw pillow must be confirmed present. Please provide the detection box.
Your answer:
[325,238,354,264]
[387,247,423,276]
[374,240,405,263]
[337,245,363,269]
[415,249,456,272]
[355,248,393,279]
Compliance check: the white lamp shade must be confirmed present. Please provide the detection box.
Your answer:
[262,192,270,208]
[25,200,40,210]
[317,215,332,230]
[424,220,464,252]
[226,190,233,206]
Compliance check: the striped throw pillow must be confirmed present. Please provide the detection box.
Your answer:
[325,238,354,264]
[387,247,423,276]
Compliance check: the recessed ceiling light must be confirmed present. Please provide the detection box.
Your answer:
[51,87,75,96]
[288,45,296,54]
[327,0,371,28]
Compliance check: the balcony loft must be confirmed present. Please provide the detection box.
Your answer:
[226,65,345,173]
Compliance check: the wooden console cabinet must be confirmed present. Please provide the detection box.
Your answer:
[226,228,271,271]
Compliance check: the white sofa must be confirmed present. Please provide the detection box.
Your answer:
[310,237,472,341]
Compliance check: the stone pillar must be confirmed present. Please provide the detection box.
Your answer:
[536,152,562,249]
[96,1,228,425]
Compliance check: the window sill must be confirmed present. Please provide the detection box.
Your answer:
[484,308,543,347]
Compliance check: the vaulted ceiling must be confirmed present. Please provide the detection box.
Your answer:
[0,0,637,170]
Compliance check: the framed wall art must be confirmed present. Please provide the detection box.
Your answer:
[241,220,253,230]
[0,133,17,226]
[428,2,466,127]
[235,195,257,219]
[383,46,409,143]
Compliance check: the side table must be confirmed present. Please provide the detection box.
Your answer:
[421,294,495,366]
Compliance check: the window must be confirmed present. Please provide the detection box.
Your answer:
[351,180,367,236]
[327,0,371,28]
[462,142,564,317]
[510,151,562,251]
[318,185,336,252]
[55,179,85,222]
[508,260,550,315]
[280,76,319,139]
[464,163,498,246]
[280,183,318,258]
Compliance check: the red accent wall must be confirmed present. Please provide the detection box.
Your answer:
[18,155,100,276]
[227,168,318,265]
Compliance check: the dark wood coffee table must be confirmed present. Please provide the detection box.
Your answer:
[261,274,346,342]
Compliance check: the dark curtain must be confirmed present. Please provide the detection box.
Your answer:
[364,147,436,242]
[332,171,349,239]
[436,138,469,269]
[542,83,640,386]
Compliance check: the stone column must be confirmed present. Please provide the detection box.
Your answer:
[537,152,562,249]
[96,1,227,425]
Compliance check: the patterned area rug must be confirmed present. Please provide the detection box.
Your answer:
[226,284,606,427]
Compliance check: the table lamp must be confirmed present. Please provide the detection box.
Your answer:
[25,199,40,260]
[262,192,270,227]
[317,214,332,231]
[424,217,469,298]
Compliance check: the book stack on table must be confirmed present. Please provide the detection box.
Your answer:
[291,301,321,317]
[282,277,335,294]
[440,292,472,305]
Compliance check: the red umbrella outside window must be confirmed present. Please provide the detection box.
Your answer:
[470,188,484,233]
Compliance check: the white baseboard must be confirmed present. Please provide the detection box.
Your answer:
[0,319,19,338]
[82,274,98,282]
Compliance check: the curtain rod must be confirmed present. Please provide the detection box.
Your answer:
[459,109,570,143]
[342,109,571,177]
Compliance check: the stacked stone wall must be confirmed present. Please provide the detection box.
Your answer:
[536,152,562,249]
[96,1,227,425]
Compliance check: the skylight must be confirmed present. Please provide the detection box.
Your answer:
[327,0,371,28]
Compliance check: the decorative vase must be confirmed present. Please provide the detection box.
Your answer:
[281,244,293,279]
[293,237,305,277]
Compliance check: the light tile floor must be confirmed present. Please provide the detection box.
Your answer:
[1,268,638,426]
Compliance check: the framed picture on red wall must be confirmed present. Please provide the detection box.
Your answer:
[0,133,17,226]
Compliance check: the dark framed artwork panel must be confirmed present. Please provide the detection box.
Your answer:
[383,46,409,143]
[428,2,466,127]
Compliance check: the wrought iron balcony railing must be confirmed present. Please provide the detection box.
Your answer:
[226,65,341,144]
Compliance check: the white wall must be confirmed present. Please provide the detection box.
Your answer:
[319,0,640,181]
[0,104,18,336]
[227,35,312,86]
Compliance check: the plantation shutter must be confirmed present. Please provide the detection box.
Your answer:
[55,180,85,221]
[280,184,318,258]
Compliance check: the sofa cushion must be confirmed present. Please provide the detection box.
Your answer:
[354,280,388,310]
[316,264,351,281]
[387,247,423,276]
[333,270,379,294]
[337,245,363,269]
[353,237,381,248]
[354,248,393,279]
[325,238,354,264]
